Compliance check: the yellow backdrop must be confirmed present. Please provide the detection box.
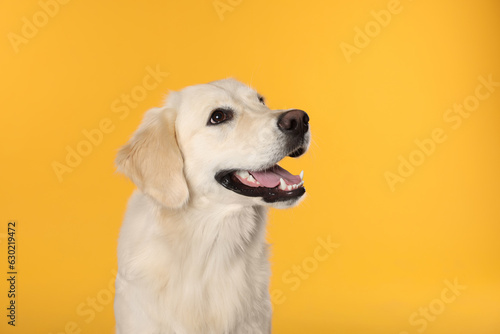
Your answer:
[1,0,499,333]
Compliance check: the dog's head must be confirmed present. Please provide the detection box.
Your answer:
[116,79,310,209]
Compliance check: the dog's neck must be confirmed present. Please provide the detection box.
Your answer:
[157,197,269,261]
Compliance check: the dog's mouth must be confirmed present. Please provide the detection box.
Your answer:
[215,164,305,203]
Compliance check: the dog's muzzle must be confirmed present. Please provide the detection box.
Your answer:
[214,109,310,203]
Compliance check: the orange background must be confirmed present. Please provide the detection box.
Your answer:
[1,0,499,333]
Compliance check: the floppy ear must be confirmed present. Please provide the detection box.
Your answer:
[116,107,189,209]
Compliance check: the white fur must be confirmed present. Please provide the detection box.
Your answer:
[114,79,309,333]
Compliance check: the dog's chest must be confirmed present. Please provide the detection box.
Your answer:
[140,207,270,332]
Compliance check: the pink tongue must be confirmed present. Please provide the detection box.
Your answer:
[249,165,301,188]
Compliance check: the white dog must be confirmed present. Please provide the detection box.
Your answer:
[114,79,310,334]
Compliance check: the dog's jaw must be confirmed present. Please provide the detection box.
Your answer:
[214,167,306,204]
[214,140,309,205]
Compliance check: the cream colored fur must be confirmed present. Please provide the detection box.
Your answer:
[114,79,309,334]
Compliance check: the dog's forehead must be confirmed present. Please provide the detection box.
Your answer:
[180,79,257,101]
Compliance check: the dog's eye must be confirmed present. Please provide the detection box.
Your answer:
[258,95,265,105]
[209,108,233,125]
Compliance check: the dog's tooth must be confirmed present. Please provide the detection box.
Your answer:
[298,181,304,187]
[299,170,304,180]
[279,178,287,190]
[238,170,250,178]
[247,174,256,183]
[287,185,292,191]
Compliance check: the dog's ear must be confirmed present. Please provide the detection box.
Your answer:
[116,107,189,209]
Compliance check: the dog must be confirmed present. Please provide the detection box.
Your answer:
[114,79,310,334]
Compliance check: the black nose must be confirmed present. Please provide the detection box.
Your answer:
[278,109,309,136]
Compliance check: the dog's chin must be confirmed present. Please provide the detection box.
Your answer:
[214,146,307,205]
[264,193,306,208]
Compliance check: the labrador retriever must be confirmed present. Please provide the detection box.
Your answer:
[114,79,310,334]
